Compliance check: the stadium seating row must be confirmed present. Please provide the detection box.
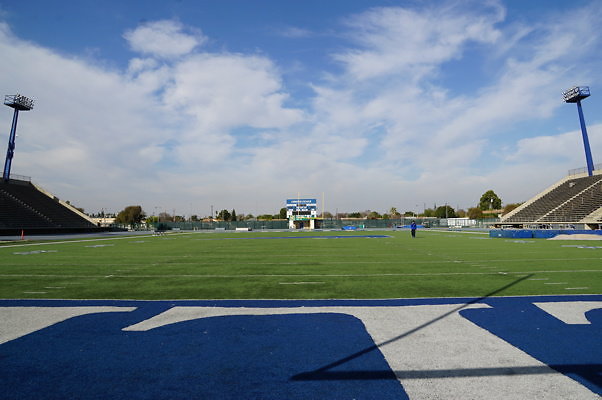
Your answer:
[0,180,96,229]
[502,174,602,225]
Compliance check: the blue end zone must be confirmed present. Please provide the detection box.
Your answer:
[0,305,407,400]
[1,295,600,399]
[464,296,602,394]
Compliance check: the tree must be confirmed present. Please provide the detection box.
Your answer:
[217,209,231,221]
[479,190,502,210]
[115,205,145,225]
[434,205,456,218]
[502,202,523,216]
[158,212,172,222]
[422,208,435,217]
[231,209,237,222]
[389,207,400,218]
[278,207,287,219]
[456,209,467,218]
[367,211,381,219]
[348,212,362,218]
[467,207,483,220]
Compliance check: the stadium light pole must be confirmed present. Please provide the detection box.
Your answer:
[563,86,594,176]
[3,94,34,182]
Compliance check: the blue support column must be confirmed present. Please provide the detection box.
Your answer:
[3,108,20,181]
[576,100,594,176]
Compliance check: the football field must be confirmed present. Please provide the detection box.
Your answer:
[0,229,600,299]
[0,229,600,399]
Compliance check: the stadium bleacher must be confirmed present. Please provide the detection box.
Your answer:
[501,172,602,229]
[0,178,100,234]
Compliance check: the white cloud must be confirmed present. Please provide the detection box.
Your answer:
[163,53,303,131]
[123,20,206,59]
[1,1,601,216]
[307,0,602,177]
[507,124,602,163]
[335,2,504,80]
[279,26,313,38]
[127,57,159,74]
[0,20,304,213]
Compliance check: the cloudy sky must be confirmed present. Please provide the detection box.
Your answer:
[0,0,601,217]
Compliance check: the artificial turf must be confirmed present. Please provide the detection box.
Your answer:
[0,229,600,299]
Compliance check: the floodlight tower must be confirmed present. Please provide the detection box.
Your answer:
[563,86,594,176]
[3,94,34,181]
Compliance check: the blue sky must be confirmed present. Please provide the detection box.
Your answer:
[0,0,601,217]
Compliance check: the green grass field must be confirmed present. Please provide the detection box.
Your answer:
[0,230,600,300]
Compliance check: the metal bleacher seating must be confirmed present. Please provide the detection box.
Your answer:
[502,173,602,225]
[0,179,97,230]
[540,178,602,223]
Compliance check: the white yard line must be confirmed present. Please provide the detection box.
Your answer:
[0,233,190,249]
[240,257,602,265]
[0,269,599,279]
[16,257,601,267]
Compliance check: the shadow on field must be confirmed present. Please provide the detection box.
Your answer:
[292,274,533,382]
[292,364,602,382]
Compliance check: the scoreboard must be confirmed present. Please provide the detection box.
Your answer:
[286,198,317,221]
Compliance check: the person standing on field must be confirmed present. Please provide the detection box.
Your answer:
[410,221,417,238]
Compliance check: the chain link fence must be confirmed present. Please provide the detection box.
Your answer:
[115,217,500,231]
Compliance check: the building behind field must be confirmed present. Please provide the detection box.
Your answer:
[446,217,477,228]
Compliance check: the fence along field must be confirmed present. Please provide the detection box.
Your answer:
[0,230,600,300]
